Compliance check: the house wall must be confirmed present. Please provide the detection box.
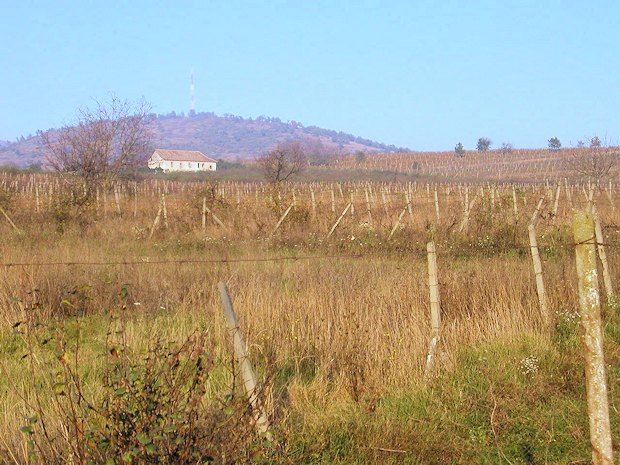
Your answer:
[147,157,216,172]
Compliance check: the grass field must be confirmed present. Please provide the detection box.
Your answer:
[0,173,618,464]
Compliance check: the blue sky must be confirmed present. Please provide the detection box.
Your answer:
[1,0,618,150]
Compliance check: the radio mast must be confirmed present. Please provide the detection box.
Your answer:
[189,70,196,116]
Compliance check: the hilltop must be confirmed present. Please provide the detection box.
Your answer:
[0,112,408,167]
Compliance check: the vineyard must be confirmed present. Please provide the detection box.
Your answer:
[333,147,620,182]
[0,173,619,464]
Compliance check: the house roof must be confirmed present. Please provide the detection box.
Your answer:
[152,149,217,163]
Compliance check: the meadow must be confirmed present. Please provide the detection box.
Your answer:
[0,173,618,464]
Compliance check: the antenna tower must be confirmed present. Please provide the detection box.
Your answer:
[189,70,196,116]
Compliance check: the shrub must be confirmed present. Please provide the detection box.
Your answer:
[16,313,270,464]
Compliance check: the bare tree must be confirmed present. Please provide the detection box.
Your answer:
[257,141,307,183]
[570,146,620,181]
[499,142,514,155]
[40,96,153,187]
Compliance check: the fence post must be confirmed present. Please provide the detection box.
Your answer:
[271,203,294,236]
[593,207,614,301]
[388,203,409,240]
[364,189,372,225]
[0,205,20,233]
[552,184,561,217]
[204,205,225,228]
[35,184,40,214]
[512,186,519,218]
[424,241,441,380]
[133,185,138,219]
[114,186,122,217]
[148,201,163,240]
[218,282,271,438]
[202,197,207,231]
[326,203,352,239]
[528,224,549,326]
[458,196,477,233]
[573,211,614,465]
[530,196,545,227]
[311,188,316,218]
[162,194,169,229]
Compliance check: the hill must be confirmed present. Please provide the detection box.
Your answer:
[0,112,408,167]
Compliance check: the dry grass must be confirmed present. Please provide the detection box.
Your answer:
[0,174,618,463]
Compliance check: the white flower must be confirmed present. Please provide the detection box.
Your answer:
[519,356,539,376]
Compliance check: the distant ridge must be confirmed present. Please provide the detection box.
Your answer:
[0,111,409,167]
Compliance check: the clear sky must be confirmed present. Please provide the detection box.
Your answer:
[1,0,618,151]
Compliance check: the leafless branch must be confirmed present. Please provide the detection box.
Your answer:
[39,96,153,188]
[256,141,307,184]
[569,147,620,181]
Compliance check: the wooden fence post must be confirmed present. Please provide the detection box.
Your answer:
[218,282,271,438]
[0,205,21,233]
[388,203,409,240]
[133,185,138,219]
[458,196,477,233]
[114,186,122,217]
[573,211,614,465]
[405,191,413,222]
[162,194,169,229]
[424,241,441,379]
[204,205,225,228]
[552,184,561,217]
[364,189,372,225]
[326,203,352,239]
[148,202,163,240]
[271,203,294,235]
[593,207,614,301]
[202,197,207,231]
[512,186,519,218]
[311,189,316,218]
[35,184,40,214]
[528,224,549,326]
[530,196,545,227]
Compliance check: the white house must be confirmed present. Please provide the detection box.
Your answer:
[147,149,217,172]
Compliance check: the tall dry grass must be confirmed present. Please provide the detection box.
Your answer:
[0,174,618,462]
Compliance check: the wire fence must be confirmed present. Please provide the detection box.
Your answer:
[1,237,618,268]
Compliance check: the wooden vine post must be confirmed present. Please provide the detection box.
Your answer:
[271,203,294,236]
[512,186,518,218]
[573,211,613,465]
[593,208,614,301]
[202,197,207,231]
[388,202,409,240]
[424,241,441,380]
[0,205,21,233]
[310,189,316,218]
[218,282,271,438]
[527,224,549,326]
[364,189,372,225]
[148,197,163,240]
[162,193,169,229]
[326,203,352,239]
[204,205,225,228]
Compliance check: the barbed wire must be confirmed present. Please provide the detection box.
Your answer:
[1,238,619,268]
[0,254,366,268]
